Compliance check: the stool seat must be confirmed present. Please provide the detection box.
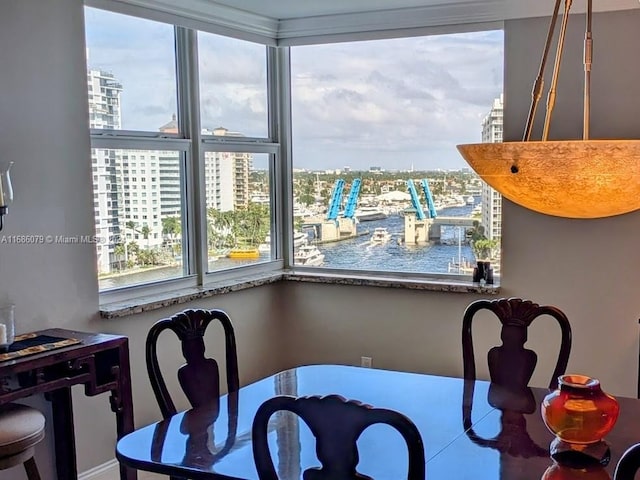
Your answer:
[0,403,45,479]
[0,404,45,457]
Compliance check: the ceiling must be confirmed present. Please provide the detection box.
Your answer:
[202,0,639,20]
[113,0,640,44]
[208,0,477,21]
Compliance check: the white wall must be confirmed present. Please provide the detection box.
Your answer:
[1,1,639,479]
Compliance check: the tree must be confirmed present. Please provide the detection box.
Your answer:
[162,216,181,239]
[140,225,151,249]
[472,238,499,261]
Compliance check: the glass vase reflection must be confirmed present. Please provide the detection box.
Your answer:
[541,375,619,467]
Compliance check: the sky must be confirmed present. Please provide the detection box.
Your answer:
[84,7,503,172]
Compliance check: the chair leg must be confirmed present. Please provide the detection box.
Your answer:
[23,457,41,480]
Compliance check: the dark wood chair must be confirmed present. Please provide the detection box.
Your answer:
[462,297,572,391]
[461,298,571,460]
[252,394,426,480]
[614,443,640,480]
[146,308,239,418]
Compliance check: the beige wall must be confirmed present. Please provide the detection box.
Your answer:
[0,1,639,479]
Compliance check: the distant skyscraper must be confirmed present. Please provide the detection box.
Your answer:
[480,94,503,243]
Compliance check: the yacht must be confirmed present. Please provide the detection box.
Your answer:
[294,245,325,266]
[259,231,308,253]
[370,227,392,245]
[466,195,475,205]
[354,206,388,222]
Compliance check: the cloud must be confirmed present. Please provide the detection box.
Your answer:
[290,31,504,170]
[84,6,503,170]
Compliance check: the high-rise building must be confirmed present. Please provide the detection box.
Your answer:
[88,69,170,274]
[88,69,122,273]
[158,115,181,220]
[480,94,503,242]
[202,127,253,212]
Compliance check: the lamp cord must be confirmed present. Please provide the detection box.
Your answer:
[542,0,574,141]
[523,0,563,142]
[583,0,593,140]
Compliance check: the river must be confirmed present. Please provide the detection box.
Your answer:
[99,201,478,290]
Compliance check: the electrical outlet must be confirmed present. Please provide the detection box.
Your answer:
[360,356,372,368]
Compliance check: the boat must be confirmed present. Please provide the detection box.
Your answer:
[370,227,392,245]
[466,195,475,205]
[258,231,308,253]
[227,247,260,259]
[354,206,388,222]
[294,245,325,266]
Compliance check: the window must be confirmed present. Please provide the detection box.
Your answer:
[86,2,503,299]
[85,6,278,295]
[290,32,503,277]
[198,32,268,139]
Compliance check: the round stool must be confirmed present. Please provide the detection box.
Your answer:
[0,403,45,480]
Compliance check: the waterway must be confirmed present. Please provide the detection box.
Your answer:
[317,203,475,274]
[99,201,479,290]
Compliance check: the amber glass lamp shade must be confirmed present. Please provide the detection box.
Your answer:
[541,375,619,445]
[457,0,640,219]
[457,141,640,219]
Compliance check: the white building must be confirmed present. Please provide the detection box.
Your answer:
[87,68,122,273]
[202,127,252,212]
[480,94,503,242]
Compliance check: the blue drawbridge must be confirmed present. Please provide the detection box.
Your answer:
[342,179,362,218]
[326,179,345,220]
[407,179,437,220]
[407,180,426,220]
[421,179,438,218]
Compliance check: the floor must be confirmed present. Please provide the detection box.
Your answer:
[137,473,165,479]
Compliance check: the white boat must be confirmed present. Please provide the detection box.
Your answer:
[370,227,392,245]
[294,245,325,266]
[466,195,475,205]
[354,206,388,222]
[259,231,308,253]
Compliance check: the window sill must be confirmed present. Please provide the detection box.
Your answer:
[99,271,500,319]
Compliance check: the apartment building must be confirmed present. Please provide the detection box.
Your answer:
[480,94,503,242]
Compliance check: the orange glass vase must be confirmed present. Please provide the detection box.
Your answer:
[541,375,619,445]
[541,462,611,480]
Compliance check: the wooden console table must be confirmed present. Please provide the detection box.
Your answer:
[0,328,136,480]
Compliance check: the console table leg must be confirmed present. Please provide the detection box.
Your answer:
[50,387,77,479]
[115,341,137,480]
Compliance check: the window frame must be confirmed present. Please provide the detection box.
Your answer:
[89,11,285,304]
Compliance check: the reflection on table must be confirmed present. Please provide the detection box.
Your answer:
[116,365,640,479]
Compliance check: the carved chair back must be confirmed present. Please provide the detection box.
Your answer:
[146,308,239,419]
[614,443,640,480]
[252,394,426,480]
[462,297,572,391]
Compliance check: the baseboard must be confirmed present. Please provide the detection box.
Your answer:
[78,459,120,480]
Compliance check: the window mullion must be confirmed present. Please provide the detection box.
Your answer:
[272,46,294,267]
[175,26,207,285]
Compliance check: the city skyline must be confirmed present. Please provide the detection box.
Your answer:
[84,7,503,172]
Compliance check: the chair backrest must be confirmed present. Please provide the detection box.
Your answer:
[615,443,640,480]
[462,297,571,390]
[146,308,239,418]
[251,394,426,480]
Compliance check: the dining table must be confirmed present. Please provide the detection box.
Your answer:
[116,364,640,479]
